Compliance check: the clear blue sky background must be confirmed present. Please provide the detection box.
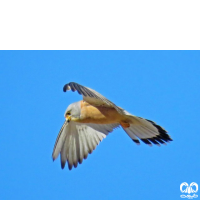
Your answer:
[0,51,199,200]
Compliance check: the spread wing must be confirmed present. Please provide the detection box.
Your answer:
[63,82,125,114]
[52,121,119,170]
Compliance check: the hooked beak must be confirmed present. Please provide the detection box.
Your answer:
[66,115,71,122]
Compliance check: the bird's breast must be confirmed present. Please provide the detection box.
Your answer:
[78,101,123,124]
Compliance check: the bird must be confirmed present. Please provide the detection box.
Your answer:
[52,82,172,170]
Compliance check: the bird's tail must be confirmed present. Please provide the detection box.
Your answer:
[122,110,172,146]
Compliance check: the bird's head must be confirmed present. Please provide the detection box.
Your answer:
[64,101,81,122]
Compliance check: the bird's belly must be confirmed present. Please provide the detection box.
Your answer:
[79,102,123,124]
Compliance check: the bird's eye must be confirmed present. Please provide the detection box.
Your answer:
[67,112,71,115]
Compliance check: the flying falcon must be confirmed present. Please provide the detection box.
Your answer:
[52,82,172,170]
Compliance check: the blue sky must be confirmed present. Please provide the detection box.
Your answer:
[0,51,199,200]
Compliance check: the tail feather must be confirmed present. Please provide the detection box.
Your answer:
[122,112,172,146]
[123,127,140,144]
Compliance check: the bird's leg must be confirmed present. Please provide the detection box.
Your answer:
[120,121,130,128]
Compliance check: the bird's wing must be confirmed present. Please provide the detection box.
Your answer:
[63,82,125,114]
[52,121,119,170]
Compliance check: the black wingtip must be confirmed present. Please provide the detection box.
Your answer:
[61,161,66,169]
[63,84,68,92]
[141,139,153,146]
[145,118,173,144]
[68,163,73,170]
[63,82,79,92]
[132,139,140,145]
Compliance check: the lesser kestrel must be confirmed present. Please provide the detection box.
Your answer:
[52,82,172,170]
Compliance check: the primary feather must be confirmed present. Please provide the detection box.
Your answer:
[53,121,118,170]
